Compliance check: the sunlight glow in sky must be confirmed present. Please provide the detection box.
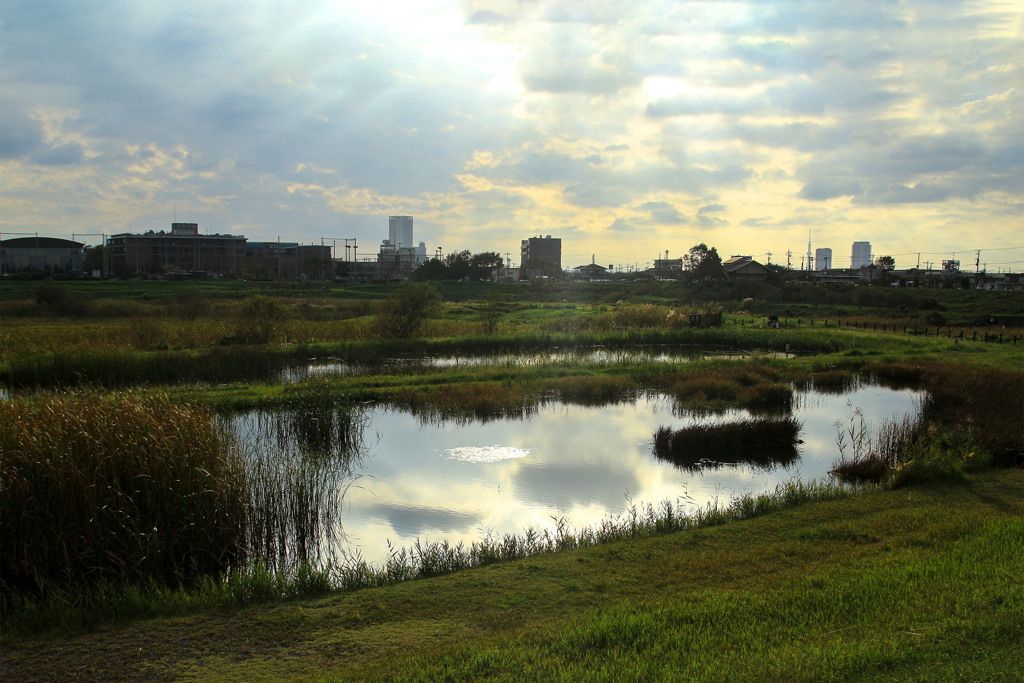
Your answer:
[2,0,1021,270]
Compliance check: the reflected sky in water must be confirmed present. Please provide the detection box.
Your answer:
[235,384,922,566]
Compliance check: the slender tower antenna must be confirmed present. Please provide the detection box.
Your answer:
[806,230,812,272]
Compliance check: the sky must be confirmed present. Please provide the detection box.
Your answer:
[1,0,1021,271]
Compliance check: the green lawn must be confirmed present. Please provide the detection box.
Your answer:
[2,470,1020,682]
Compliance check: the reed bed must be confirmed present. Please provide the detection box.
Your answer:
[0,391,247,595]
[651,417,803,473]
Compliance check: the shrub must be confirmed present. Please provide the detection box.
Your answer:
[233,295,289,344]
[375,282,442,338]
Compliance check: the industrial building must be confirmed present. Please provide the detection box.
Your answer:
[0,237,84,274]
[105,223,331,278]
[851,241,872,268]
[107,223,247,275]
[377,215,427,280]
[388,216,414,249]
[521,235,561,278]
[815,248,833,271]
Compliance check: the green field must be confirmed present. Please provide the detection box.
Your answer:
[2,471,1020,682]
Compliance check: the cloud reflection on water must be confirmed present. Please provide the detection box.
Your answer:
[236,384,923,565]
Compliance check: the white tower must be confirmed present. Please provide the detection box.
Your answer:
[815,248,833,271]
[389,216,414,249]
[851,241,872,268]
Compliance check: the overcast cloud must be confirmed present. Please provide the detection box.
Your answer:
[1,0,1020,270]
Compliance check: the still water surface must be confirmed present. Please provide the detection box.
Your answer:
[232,383,921,566]
[280,347,793,383]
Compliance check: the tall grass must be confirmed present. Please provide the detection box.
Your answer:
[829,398,994,487]
[652,417,802,472]
[234,381,370,568]
[0,391,247,595]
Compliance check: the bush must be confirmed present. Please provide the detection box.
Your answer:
[375,283,442,338]
[233,295,289,344]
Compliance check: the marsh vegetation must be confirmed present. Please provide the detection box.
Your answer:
[0,280,1021,649]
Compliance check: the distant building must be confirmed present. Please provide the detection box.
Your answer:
[389,216,414,249]
[108,225,247,275]
[851,241,872,268]
[574,263,609,280]
[1,236,84,274]
[378,216,426,280]
[106,223,331,278]
[521,235,561,278]
[815,248,833,271]
[723,255,769,282]
[244,241,333,279]
[377,239,427,280]
[653,258,683,278]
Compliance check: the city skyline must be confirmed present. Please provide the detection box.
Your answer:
[1,1,1021,273]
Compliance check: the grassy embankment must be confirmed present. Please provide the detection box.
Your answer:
[1,470,1020,682]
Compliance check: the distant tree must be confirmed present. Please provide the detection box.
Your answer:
[411,258,448,281]
[444,250,473,280]
[682,243,725,283]
[82,245,104,273]
[413,251,505,281]
[302,255,332,281]
[478,291,510,334]
[376,282,442,338]
[876,255,896,270]
[234,295,289,344]
[470,252,504,281]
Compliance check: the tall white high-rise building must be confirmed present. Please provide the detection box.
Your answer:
[815,248,833,271]
[851,241,872,268]
[389,216,414,249]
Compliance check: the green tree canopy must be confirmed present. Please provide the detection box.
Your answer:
[683,243,725,283]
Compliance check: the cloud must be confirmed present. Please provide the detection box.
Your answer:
[799,179,863,201]
[647,91,768,118]
[697,215,728,227]
[637,200,688,225]
[33,142,85,166]
[0,0,1019,266]
[0,112,44,159]
[466,10,512,25]
[855,183,953,204]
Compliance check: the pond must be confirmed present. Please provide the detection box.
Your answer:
[280,346,796,383]
[230,382,922,568]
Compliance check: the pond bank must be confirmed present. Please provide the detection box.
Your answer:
[3,469,1020,682]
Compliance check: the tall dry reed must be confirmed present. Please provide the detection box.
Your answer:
[0,391,247,595]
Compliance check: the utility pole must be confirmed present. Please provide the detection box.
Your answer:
[786,250,792,268]
[916,253,921,269]
[765,251,772,265]
[975,250,981,273]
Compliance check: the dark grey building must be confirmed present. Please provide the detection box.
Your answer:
[1,237,84,274]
